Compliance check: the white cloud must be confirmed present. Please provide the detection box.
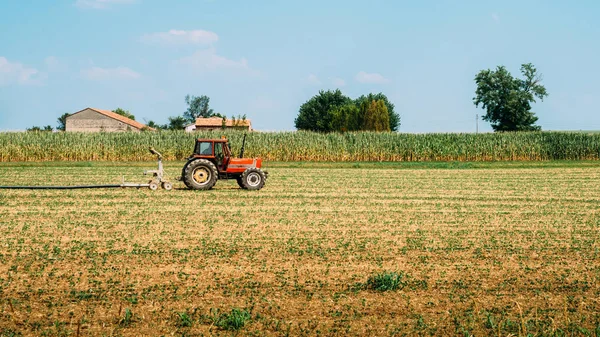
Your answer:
[75,0,137,9]
[492,13,500,22]
[355,71,390,84]
[178,48,257,75]
[307,74,321,85]
[330,77,346,87]
[80,66,141,80]
[141,29,219,46]
[44,56,67,72]
[0,57,43,86]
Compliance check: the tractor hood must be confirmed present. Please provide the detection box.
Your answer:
[228,158,263,169]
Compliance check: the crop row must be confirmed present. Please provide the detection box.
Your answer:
[1,130,600,162]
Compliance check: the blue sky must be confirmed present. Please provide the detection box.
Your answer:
[1,0,598,132]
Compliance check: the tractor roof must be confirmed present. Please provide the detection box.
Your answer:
[196,138,228,143]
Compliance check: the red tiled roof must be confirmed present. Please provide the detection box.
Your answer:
[195,117,252,128]
[90,108,150,130]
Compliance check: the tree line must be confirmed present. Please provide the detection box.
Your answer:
[29,63,548,133]
[295,91,400,132]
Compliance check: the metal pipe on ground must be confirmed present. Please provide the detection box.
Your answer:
[0,185,122,190]
[0,184,148,190]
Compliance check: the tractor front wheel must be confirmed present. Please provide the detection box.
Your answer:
[240,168,266,190]
[183,159,218,190]
[236,177,247,189]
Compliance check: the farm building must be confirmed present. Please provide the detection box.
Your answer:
[186,117,253,132]
[184,123,197,132]
[65,108,150,132]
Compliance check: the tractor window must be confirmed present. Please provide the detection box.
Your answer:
[214,143,224,166]
[197,142,213,156]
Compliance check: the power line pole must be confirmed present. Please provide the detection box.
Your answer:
[475,114,479,134]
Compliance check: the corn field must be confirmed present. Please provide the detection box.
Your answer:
[1,130,600,162]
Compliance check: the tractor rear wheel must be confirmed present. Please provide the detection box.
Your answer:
[183,159,218,190]
[181,161,193,189]
[240,168,266,190]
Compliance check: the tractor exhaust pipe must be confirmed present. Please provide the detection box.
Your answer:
[239,133,247,158]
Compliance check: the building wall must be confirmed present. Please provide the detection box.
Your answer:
[66,109,141,132]
[185,124,197,133]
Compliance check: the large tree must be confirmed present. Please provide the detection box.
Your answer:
[295,89,352,132]
[184,95,223,122]
[113,108,135,121]
[474,63,548,132]
[56,113,70,131]
[354,93,399,131]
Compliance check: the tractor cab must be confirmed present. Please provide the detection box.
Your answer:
[193,138,231,171]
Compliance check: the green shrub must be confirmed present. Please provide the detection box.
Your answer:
[176,312,193,327]
[366,271,407,291]
[211,308,251,331]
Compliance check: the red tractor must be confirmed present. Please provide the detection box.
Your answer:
[180,135,268,190]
